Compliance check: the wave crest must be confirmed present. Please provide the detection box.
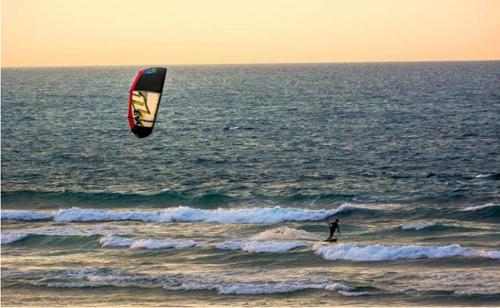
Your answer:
[1,233,28,245]
[313,243,500,261]
[251,227,322,241]
[2,205,352,224]
[1,210,52,221]
[215,240,309,253]
[462,203,499,212]
[99,235,202,250]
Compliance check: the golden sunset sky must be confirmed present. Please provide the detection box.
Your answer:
[2,0,499,67]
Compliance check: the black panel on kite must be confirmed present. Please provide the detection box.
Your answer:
[128,67,167,138]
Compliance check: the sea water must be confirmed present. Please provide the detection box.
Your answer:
[1,62,499,306]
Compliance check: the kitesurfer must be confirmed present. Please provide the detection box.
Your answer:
[326,219,341,240]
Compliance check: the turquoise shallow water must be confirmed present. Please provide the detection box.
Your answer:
[1,62,500,306]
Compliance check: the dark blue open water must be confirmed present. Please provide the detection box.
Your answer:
[2,62,500,306]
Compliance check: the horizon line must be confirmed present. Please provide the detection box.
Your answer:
[2,59,500,69]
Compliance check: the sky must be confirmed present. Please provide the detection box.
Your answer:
[1,0,500,67]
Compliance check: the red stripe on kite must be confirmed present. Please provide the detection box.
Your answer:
[128,68,147,130]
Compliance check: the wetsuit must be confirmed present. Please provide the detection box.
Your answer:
[327,222,340,239]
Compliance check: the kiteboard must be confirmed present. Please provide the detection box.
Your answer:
[128,67,167,138]
[324,238,338,243]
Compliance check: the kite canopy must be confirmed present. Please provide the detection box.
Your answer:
[128,67,167,138]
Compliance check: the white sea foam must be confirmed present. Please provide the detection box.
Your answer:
[130,239,200,250]
[167,281,219,292]
[1,210,52,221]
[462,203,499,212]
[85,273,160,287]
[338,291,382,297]
[251,226,323,241]
[100,235,308,253]
[12,225,120,237]
[217,281,323,295]
[2,226,120,246]
[27,268,166,289]
[99,235,204,250]
[99,235,136,247]
[213,241,245,251]
[325,282,354,292]
[215,240,309,253]
[54,208,154,222]
[1,233,28,245]
[165,279,353,295]
[312,243,500,261]
[401,223,434,230]
[2,205,359,224]
[475,173,497,179]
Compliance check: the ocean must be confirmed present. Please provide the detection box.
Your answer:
[1,62,499,307]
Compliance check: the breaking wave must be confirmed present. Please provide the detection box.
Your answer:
[250,226,323,241]
[397,223,476,233]
[401,223,436,230]
[4,202,497,225]
[166,279,353,295]
[1,205,358,224]
[99,235,202,250]
[214,240,309,253]
[475,173,500,180]
[462,203,499,212]
[1,233,28,245]
[99,235,308,253]
[1,210,52,221]
[312,243,500,261]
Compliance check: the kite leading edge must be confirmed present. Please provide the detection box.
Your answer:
[128,67,167,138]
